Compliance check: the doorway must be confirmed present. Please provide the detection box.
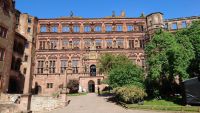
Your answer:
[88,80,95,93]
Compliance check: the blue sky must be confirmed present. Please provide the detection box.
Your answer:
[16,0,200,19]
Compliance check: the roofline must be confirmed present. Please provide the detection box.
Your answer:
[165,16,200,22]
[146,12,163,17]
[38,17,146,20]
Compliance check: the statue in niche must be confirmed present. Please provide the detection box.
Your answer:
[90,39,96,50]
[70,11,73,17]
[44,61,48,72]
[112,11,115,17]
[68,60,72,68]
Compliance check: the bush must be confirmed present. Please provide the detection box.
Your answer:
[108,62,144,88]
[67,79,79,93]
[113,85,147,104]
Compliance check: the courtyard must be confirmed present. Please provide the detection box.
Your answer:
[48,93,171,113]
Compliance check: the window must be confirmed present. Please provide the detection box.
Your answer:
[84,25,91,32]
[39,41,45,50]
[0,26,8,38]
[172,23,178,30]
[0,48,5,61]
[182,21,187,28]
[40,26,47,32]
[116,25,123,32]
[37,61,44,74]
[49,60,56,74]
[60,60,67,74]
[47,83,53,88]
[72,40,80,49]
[24,55,28,62]
[23,68,27,74]
[25,42,29,48]
[2,0,9,13]
[106,25,112,32]
[73,25,80,32]
[95,39,102,49]
[84,39,91,49]
[142,59,145,68]
[140,40,144,48]
[62,26,70,32]
[27,27,31,33]
[62,39,68,49]
[51,26,58,32]
[50,40,57,50]
[72,60,78,73]
[116,39,124,48]
[97,79,101,85]
[95,26,101,32]
[28,17,32,24]
[127,25,134,31]
[106,39,112,49]
[139,25,144,32]
[164,23,168,29]
[129,40,134,49]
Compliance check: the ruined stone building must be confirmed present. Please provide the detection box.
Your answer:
[0,0,17,93]
[32,12,200,95]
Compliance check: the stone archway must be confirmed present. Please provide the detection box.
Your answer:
[88,80,95,93]
[90,64,96,76]
[34,82,42,95]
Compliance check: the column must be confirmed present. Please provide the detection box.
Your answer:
[58,22,62,33]
[102,23,105,33]
[123,22,127,32]
[80,23,84,33]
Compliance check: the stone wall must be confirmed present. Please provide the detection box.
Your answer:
[31,95,67,113]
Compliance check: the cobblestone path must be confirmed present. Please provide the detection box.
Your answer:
[48,93,172,113]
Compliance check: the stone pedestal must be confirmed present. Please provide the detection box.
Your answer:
[19,94,32,113]
[60,88,68,106]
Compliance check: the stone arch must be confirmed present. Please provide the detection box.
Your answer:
[88,80,95,93]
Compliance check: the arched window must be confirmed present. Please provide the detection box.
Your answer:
[90,65,96,76]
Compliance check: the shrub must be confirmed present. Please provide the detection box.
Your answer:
[108,62,144,88]
[113,85,147,104]
[67,79,79,93]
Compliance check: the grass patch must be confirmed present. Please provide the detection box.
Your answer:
[67,92,87,96]
[124,99,200,112]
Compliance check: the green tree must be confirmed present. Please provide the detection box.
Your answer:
[98,53,115,74]
[145,29,194,97]
[145,30,194,80]
[98,53,145,88]
[108,62,144,88]
[180,21,200,77]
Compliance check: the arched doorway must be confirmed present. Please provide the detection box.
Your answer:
[88,80,95,93]
[34,82,42,95]
[90,65,96,76]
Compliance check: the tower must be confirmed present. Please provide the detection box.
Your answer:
[146,12,164,38]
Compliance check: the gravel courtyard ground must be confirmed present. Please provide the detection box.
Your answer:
[48,93,173,113]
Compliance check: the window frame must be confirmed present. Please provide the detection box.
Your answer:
[0,48,5,61]
[94,26,102,32]
[84,25,91,32]
[60,60,67,74]
[116,24,123,32]
[0,26,8,39]
[73,25,80,33]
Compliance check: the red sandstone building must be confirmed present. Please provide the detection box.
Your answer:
[32,12,200,95]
